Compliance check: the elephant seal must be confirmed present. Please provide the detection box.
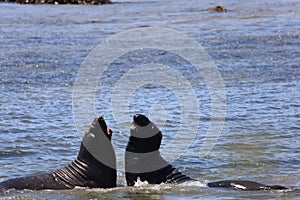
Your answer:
[125,114,193,186]
[0,116,116,193]
[125,114,288,191]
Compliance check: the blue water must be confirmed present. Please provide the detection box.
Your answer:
[1,0,300,199]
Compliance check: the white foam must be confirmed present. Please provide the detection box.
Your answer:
[133,178,150,187]
[132,178,208,189]
[179,180,208,188]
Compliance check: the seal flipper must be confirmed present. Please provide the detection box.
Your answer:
[0,116,116,190]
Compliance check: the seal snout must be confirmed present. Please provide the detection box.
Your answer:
[97,116,113,139]
[133,114,151,127]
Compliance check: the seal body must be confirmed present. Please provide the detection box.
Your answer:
[125,114,288,191]
[0,116,116,191]
[125,114,192,186]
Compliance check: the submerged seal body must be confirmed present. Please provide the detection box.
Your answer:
[125,114,288,191]
[0,116,116,192]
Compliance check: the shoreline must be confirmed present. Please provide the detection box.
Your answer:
[0,0,111,4]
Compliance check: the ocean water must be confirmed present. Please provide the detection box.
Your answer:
[0,0,300,199]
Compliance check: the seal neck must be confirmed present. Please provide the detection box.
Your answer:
[126,132,162,153]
